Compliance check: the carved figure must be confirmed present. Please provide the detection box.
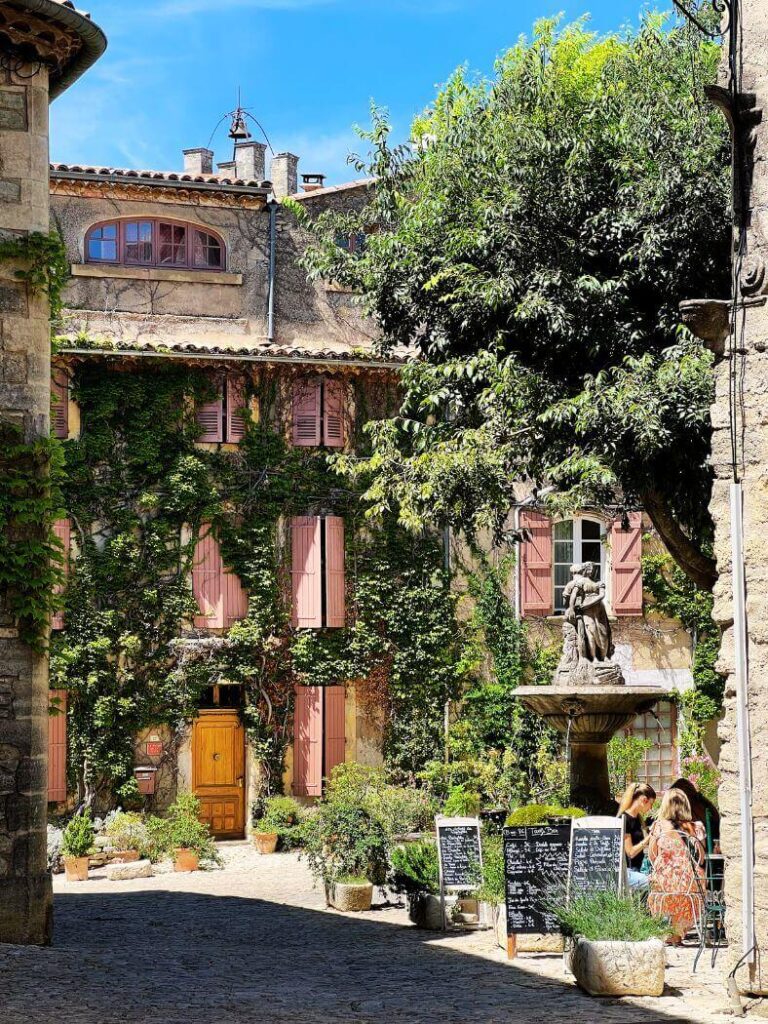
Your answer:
[557,562,624,687]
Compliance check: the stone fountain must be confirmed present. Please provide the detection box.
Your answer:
[516,561,668,812]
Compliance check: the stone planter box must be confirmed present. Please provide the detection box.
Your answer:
[569,938,665,997]
[408,893,457,930]
[488,904,564,953]
[328,881,373,912]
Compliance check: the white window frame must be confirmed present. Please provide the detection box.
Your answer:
[553,516,607,614]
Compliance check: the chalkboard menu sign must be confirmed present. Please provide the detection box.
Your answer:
[436,817,482,890]
[503,823,571,935]
[568,817,625,896]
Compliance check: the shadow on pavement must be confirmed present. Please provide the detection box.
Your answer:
[0,889,707,1024]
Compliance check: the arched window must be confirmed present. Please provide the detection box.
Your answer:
[553,516,606,613]
[85,219,225,270]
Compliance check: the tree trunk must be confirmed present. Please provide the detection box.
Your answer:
[639,487,718,592]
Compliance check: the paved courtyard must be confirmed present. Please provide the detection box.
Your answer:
[0,844,733,1024]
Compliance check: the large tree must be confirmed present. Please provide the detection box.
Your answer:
[296,17,730,590]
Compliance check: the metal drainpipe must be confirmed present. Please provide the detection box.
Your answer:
[730,481,756,967]
[267,199,278,342]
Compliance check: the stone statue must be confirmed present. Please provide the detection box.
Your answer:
[557,562,624,687]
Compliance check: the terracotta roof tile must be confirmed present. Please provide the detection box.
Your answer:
[50,163,270,191]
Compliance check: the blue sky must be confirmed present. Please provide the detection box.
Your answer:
[52,0,660,184]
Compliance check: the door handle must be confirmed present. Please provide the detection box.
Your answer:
[237,776,244,788]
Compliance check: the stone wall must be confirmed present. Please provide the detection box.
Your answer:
[0,59,52,944]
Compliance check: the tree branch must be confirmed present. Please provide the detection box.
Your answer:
[639,486,717,592]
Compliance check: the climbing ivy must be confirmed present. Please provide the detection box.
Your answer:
[0,230,69,329]
[642,549,723,756]
[51,362,467,806]
[0,423,65,651]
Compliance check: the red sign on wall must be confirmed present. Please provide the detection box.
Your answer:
[146,741,163,757]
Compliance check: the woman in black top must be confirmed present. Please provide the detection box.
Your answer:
[617,782,657,890]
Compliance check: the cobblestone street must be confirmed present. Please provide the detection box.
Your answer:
[0,844,731,1024]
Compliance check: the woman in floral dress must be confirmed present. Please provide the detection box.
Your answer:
[648,788,706,944]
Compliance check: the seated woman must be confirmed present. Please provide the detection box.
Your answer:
[648,788,706,945]
[671,777,720,853]
[617,782,656,890]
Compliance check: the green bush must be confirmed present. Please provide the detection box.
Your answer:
[547,890,669,942]
[301,801,389,886]
[505,804,586,826]
[325,762,435,837]
[164,794,219,863]
[254,796,306,849]
[61,811,95,858]
[443,785,482,817]
[105,811,148,853]
[476,835,505,907]
[389,840,440,896]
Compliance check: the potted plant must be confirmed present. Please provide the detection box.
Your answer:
[165,794,218,872]
[302,800,388,912]
[252,795,305,854]
[61,810,95,882]
[390,839,450,928]
[105,811,148,862]
[548,889,669,996]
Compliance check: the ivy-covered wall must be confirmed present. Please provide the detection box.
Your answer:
[50,358,468,808]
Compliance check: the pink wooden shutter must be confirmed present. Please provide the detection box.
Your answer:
[520,510,553,616]
[223,565,248,627]
[323,379,345,448]
[293,685,323,797]
[48,690,67,803]
[291,516,322,627]
[192,526,225,628]
[292,380,321,447]
[196,383,224,442]
[226,377,247,443]
[324,516,346,628]
[51,370,69,439]
[51,518,70,630]
[611,512,643,616]
[324,686,346,783]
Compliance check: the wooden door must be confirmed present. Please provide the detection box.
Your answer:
[192,710,245,838]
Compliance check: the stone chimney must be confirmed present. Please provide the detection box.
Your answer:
[217,160,236,177]
[301,173,326,193]
[183,148,214,175]
[270,152,299,199]
[235,141,267,182]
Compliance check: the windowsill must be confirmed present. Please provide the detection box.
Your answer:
[71,264,243,286]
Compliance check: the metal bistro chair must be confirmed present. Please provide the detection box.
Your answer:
[692,843,726,972]
[648,828,705,950]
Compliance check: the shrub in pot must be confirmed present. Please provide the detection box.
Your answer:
[325,763,436,838]
[61,811,95,881]
[442,785,482,818]
[390,839,446,928]
[301,799,388,912]
[165,794,219,871]
[548,890,669,996]
[505,804,586,827]
[252,795,306,853]
[105,811,148,862]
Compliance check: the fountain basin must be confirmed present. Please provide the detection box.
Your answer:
[516,685,668,811]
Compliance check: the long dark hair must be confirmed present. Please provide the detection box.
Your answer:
[617,782,656,816]
[671,778,720,835]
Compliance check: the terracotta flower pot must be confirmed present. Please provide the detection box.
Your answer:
[63,856,90,882]
[113,850,141,863]
[174,848,200,872]
[253,832,279,855]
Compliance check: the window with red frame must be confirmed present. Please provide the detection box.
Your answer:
[86,219,225,270]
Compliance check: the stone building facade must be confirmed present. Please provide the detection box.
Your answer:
[47,146,398,835]
[0,0,105,945]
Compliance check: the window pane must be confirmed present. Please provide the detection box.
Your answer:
[582,519,602,540]
[554,520,574,541]
[124,221,153,263]
[158,223,186,265]
[193,230,222,268]
[87,224,118,261]
[554,540,573,564]
[582,541,602,564]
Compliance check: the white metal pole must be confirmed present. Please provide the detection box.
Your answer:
[730,481,756,965]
